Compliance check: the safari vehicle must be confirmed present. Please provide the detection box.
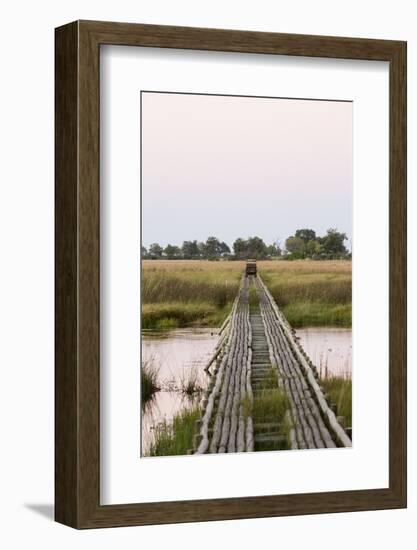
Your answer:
[245,259,257,277]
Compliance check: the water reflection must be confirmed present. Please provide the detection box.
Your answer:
[141,328,218,455]
[296,327,352,378]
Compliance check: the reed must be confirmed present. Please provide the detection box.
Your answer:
[148,406,200,456]
[258,260,352,327]
[242,367,290,451]
[251,389,289,425]
[142,260,243,328]
[321,375,352,428]
[179,367,204,396]
[141,359,160,404]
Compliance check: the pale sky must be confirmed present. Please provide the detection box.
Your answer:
[141,92,352,250]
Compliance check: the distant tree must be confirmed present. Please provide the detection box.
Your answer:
[266,244,279,257]
[149,243,163,259]
[233,238,247,260]
[295,228,316,243]
[284,228,349,259]
[197,241,207,257]
[306,239,323,257]
[274,238,283,257]
[219,241,231,256]
[286,229,323,259]
[232,236,268,259]
[285,235,306,258]
[246,236,268,259]
[141,246,148,258]
[204,236,223,259]
[181,240,200,259]
[164,244,182,259]
[320,228,348,257]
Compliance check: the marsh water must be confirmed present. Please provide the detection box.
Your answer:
[141,328,218,455]
[296,328,352,378]
[141,327,352,455]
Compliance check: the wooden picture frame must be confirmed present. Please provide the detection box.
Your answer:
[55,20,407,528]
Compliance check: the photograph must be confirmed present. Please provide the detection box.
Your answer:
[140,91,353,457]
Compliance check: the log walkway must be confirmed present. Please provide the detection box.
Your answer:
[193,273,351,454]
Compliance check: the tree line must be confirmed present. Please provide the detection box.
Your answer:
[142,228,350,261]
[285,228,349,259]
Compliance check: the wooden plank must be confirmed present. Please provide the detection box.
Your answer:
[195,271,350,454]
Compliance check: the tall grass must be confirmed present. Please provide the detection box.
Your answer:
[142,261,242,305]
[250,389,289,425]
[179,367,203,396]
[141,302,229,329]
[148,406,200,456]
[248,285,260,313]
[282,302,351,327]
[141,359,160,404]
[242,367,290,451]
[142,260,243,328]
[255,366,280,391]
[321,375,352,428]
[258,260,352,328]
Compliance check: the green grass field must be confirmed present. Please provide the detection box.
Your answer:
[142,259,351,329]
[142,260,243,329]
[258,260,351,328]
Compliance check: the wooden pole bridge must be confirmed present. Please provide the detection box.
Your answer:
[192,262,352,454]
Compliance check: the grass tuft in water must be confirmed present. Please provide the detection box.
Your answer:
[179,367,203,396]
[141,359,160,404]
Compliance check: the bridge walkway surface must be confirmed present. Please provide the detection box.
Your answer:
[192,273,351,454]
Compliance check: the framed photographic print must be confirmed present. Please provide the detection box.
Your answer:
[55,20,406,528]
